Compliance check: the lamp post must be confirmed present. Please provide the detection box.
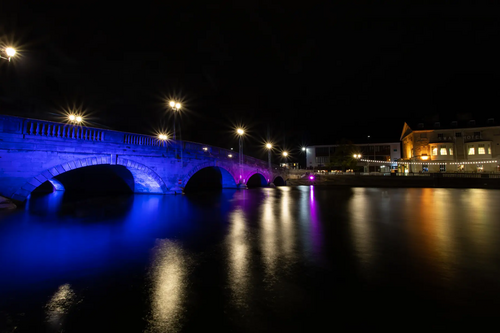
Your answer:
[302,146,306,169]
[169,101,182,161]
[237,128,244,185]
[266,143,272,171]
[353,154,362,173]
[282,151,288,169]
[0,47,16,62]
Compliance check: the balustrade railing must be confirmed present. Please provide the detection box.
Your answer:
[1,115,272,168]
[24,119,103,141]
[124,134,163,146]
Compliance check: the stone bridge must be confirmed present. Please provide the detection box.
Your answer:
[0,115,288,203]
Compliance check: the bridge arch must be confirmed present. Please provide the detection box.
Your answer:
[12,156,168,201]
[273,176,286,186]
[183,162,238,191]
[246,172,269,188]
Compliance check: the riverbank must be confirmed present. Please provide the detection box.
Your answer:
[286,174,500,189]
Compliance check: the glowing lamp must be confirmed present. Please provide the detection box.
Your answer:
[68,114,76,121]
[228,154,232,158]
[169,101,175,107]
[237,128,244,135]
[302,147,306,151]
[421,154,429,161]
[266,143,272,149]
[5,47,16,57]
[283,151,288,157]
[309,176,314,180]
[175,103,181,109]
[76,116,82,123]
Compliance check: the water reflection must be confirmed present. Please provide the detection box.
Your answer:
[3,188,500,330]
[260,190,278,283]
[227,208,250,307]
[348,188,376,271]
[279,187,295,259]
[45,284,77,332]
[147,240,189,333]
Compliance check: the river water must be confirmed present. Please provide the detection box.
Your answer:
[1,186,500,331]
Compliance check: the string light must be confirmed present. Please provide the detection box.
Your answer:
[359,159,498,165]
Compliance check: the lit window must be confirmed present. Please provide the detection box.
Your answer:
[449,148,453,155]
[488,146,491,154]
[439,164,446,172]
[477,165,484,172]
[440,147,447,155]
[478,145,485,154]
[432,147,437,155]
[468,147,475,155]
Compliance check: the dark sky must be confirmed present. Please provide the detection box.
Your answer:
[1,2,499,159]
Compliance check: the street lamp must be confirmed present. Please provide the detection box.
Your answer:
[0,47,16,61]
[237,128,245,184]
[168,100,182,161]
[282,151,288,168]
[158,134,168,147]
[266,143,272,171]
[68,114,83,124]
[301,146,306,169]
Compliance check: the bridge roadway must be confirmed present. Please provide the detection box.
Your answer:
[0,115,287,203]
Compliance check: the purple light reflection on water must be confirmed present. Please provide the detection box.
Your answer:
[309,185,322,254]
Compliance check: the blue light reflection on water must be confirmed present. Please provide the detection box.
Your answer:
[3,187,500,330]
[0,192,232,294]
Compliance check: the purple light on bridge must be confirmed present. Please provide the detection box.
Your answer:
[309,175,314,180]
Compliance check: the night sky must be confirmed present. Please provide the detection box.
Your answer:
[1,2,499,159]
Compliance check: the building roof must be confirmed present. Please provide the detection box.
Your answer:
[401,118,498,140]
[405,118,497,131]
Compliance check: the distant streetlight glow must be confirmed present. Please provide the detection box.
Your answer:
[302,147,306,151]
[175,103,181,109]
[169,101,175,107]
[228,154,233,158]
[237,128,244,135]
[75,116,82,123]
[68,114,76,121]
[283,151,288,157]
[353,154,362,158]
[158,134,168,140]
[266,143,272,149]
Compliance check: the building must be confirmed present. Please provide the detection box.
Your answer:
[305,142,401,172]
[400,119,500,173]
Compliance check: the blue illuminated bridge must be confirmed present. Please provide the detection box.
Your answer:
[0,115,287,203]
